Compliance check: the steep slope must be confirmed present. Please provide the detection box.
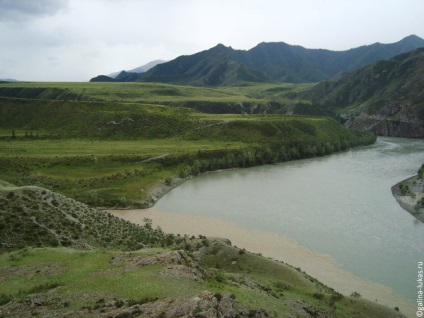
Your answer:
[0,180,173,250]
[134,35,424,86]
[303,48,424,137]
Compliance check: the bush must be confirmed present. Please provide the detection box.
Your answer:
[165,177,173,186]
[350,291,361,298]
[0,293,13,305]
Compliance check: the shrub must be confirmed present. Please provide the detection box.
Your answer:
[165,177,173,186]
[0,293,13,305]
[313,293,325,300]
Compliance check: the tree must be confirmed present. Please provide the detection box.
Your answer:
[143,218,152,229]
[418,164,424,179]
[399,183,410,195]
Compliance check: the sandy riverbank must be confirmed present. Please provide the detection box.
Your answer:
[108,208,414,317]
[391,175,424,223]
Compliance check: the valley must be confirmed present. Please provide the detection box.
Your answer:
[1,35,423,317]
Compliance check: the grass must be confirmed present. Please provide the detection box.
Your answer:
[0,137,246,205]
[0,244,404,317]
[0,248,194,309]
[0,138,244,157]
[0,81,311,103]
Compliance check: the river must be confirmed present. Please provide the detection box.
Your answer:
[112,137,424,315]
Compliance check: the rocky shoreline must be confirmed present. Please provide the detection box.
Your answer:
[391,175,424,223]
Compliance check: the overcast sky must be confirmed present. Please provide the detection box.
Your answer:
[1,0,423,82]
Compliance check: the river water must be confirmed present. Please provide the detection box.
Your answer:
[153,137,424,303]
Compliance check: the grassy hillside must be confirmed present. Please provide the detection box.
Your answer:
[0,81,324,115]
[0,96,375,208]
[0,183,406,317]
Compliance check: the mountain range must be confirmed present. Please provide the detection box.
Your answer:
[90,35,424,85]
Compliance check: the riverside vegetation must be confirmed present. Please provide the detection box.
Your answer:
[392,163,424,223]
[0,82,403,317]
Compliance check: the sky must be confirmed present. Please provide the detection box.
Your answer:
[0,0,423,82]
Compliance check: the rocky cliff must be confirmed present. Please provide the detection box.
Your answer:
[304,48,424,137]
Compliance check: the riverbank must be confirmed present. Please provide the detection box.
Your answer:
[391,175,424,223]
[109,208,414,317]
[141,168,238,208]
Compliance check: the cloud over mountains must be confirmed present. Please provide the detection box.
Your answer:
[0,0,69,21]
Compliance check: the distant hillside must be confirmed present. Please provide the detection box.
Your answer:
[302,48,424,137]
[0,78,17,82]
[119,59,166,75]
[92,59,166,82]
[91,35,424,85]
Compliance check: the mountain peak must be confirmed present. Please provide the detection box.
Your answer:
[209,43,233,52]
[399,34,424,45]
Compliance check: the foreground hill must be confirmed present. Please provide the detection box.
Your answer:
[0,182,406,317]
[302,48,424,137]
[0,180,172,250]
[91,35,424,85]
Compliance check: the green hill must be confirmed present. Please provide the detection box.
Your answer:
[302,48,424,137]
[0,182,406,317]
[0,96,375,208]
